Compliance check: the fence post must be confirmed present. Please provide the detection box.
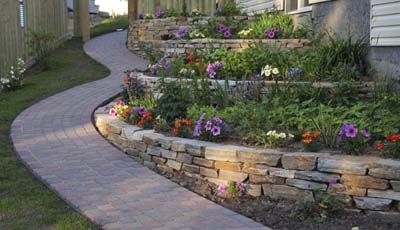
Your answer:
[80,0,90,42]
[128,0,138,22]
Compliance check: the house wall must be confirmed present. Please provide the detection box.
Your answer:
[312,0,400,79]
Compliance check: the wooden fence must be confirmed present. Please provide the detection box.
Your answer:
[136,0,232,16]
[0,0,69,75]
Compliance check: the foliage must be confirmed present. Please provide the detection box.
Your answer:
[28,30,57,70]
[217,182,245,199]
[301,131,322,152]
[338,123,371,155]
[248,10,296,39]
[0,38,104,230]
[0,58,25,92]
[155,80,192,124]
[163,8,180,18]
[122,72,145,100]
[216,0,244,16]
[90,15,129,37]
[376,134,400,159]
[171,118,192,137]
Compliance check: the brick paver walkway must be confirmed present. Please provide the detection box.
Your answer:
[11,31,269,230]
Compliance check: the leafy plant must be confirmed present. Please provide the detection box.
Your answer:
[0,58,25,92]
[216,0,244,16]
[311,105,343,149]
[28,30,57,70]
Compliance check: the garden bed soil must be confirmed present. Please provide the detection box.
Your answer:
[154,167,400,230]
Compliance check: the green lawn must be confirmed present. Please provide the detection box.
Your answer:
[0,39,109,230]
[91,15,129,38]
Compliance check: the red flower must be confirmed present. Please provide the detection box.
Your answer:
[187,54,194,60]
[376,143,385,151]
[123,76,129,83]
[171,129,179,136]
[387,134,400,143]
[196,57,203,63]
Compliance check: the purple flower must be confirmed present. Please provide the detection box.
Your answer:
[177,27,192,38]
[361,129,370,139]
[236,182,245,193]
[344,124,358,138]
[155,8,164,18]
[139,13,144,19]
[193,113,206,137]
[138,107,148,116]
[224,30,231,39]
[211,126,221,136]
[214,61,224,68]
[287,67,302,77]
[266,30,276,39]
[330,179,338,185]
[150,65,157,76]
[212,117,223,126]
[218,184,226,194]
[218,24,228,33]
[204,120,212,131]
[163,63,170,70]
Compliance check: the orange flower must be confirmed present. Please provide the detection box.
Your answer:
[123,107,132,117]
[376,143,385,151]
[123,76,129,83]
[138,119,144,127]
[182,118,191,126]
[312,131,321,138]
[171,129,179,136]
[302,131,311,138]
[175,119,182,129]
[302,137,312,144]
[143,112,153,121]
[387,134,400,143]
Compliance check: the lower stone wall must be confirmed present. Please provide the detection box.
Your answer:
[94,108,400,212]
[129,38,310,57]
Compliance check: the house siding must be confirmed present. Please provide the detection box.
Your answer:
[370,0,400,46]
[236,0,283,14]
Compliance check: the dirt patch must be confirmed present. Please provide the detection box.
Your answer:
[155,168,400,230]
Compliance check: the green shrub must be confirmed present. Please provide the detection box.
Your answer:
[28,30,57,70]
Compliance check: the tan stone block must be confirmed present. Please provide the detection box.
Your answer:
[166,160,182,171]
[161,149,177,159]
[193,157,214,168]
[152,156,167,165]
[242,164,268,175]
[215,161,242,172]
[328,184,367,196]
[282,153,317,170]
[354,197,392,211]
[183,164,200,174]
[391,180,400,192]
[200,167,218,178]
[237,149,281,166]
[286,178,327,191]
[249,174,285,184]
[263,184,314,202]
[318,157,368,175]
[295,171,340,183]
[219,170,248,182]
[176,153,193,164]
[341,175,389,190]
[368,189,400,201]
[246,184,262,197]
[269,167,296,178]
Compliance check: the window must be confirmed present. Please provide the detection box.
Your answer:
[285,0,312,14]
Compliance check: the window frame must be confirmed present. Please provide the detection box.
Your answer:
[285,0,313,15]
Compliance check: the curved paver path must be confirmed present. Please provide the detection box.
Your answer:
[11,31,269,230]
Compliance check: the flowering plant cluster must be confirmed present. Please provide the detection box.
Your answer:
[266,130,294,148]
[193,113,226,141]
[376,134,400,158]
[338,123,370,155]
[109,100,132,120]
[217,24,231,39]
[0,58,25,92]
[238,28,253,38]
[261,65,280,79]
[206,61,224,79]
[287,67,302,78]
[177,27,192,39]
[265,27,279,39]
[302,131,322,152]
[217,182,246,199]
[154,8,164,18]
[171,118,192,137]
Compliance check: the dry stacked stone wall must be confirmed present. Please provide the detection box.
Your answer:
[95,108,400,213]
[127,17,310,56]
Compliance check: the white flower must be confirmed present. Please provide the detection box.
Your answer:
[190,70,195,75]
[279,133,286,139]
[272,68,279,75]
[288,133,294,139]
[179,68,188,74]
[1,78,10,84]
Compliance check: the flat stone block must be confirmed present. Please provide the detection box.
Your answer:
[200,167,218,178]
[166,160,182,171]
[146,146,161,157]
[391,180,400,192]
[161,149,177,159]
[249,174,285,184]
[329,184,367,196]
[369,159,400,180]
[269,167,296,178]
[143,133,164,146]
[219,170,248,182]
[242,164,269,176]
[237,149,281,166]
[176,153,193,164]
[354,197,392,211]
[282,153,318,170]
[215,161,242,172]
[193,157,214,168]
[317,157,368,175]
[263,184,314,202]
[295,171,340,183]
[152,156,167,165]
[286,178,327,191]
[183,164,200,174]
[368,189,400,201]
[341,175,389,190]
[246,184,262,197]
[205,145,245,162]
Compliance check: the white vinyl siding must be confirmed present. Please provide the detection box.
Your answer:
[371,0,400,46]
[236,0,283,14]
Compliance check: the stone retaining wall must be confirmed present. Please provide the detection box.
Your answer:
[95,109,400,212]
[127,17,310,56]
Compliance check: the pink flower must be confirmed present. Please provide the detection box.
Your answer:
[218,184,226,194]
[109,108,117,116]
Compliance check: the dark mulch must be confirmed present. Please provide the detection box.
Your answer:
[155,168,400,230]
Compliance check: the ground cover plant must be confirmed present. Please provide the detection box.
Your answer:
[90,15,128,38]
[111,34,400,159]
